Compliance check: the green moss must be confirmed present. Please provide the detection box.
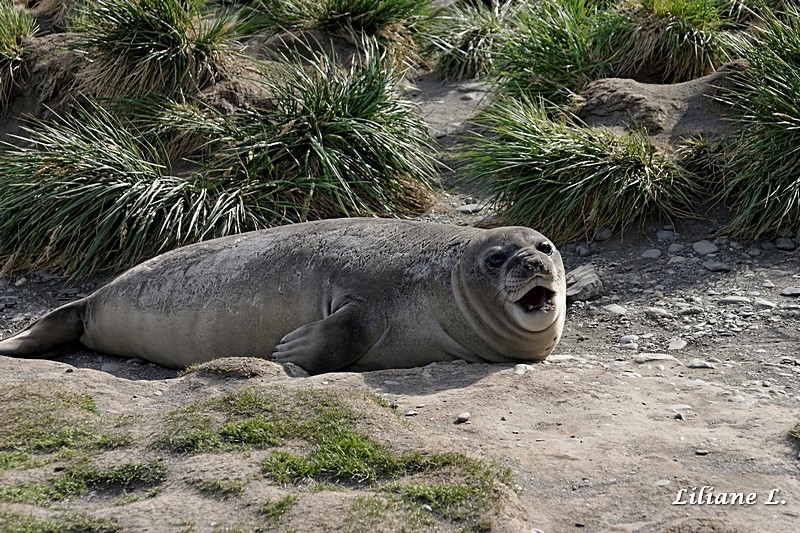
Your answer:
[0,460,167,505]
[191,478,246,499]
[0,383,132,457]
[0,510,120,533]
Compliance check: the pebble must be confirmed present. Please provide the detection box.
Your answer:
[703,260,731,272]
[762,280,775,288]
[459,92,477,101]
[667,403,692,411]
[692,240,718,255]
[780,287,800,297]
[404,410,418,417]
[668,339,687,350]
[753,297,776,309]
[513,364,533,375]
[100,363,122,373]
[656,230,676,240]
[695,449,709,456]
[14,277,27,287]
[655,479,671,487]
[619,334,639,344]
[455,412,471,424]
[645,307,672,318]
[747,247,761,257]
[761,241,778,252]
[575,243,591,257]
[456,203,483,214]
[686,359,716,369]
[641,249,662,259]
[668,243,685,253]
[717,296,751,305]
[774,237,796,250]
[685,379,709,387]
[603,304,627,315]
[668,256,687,264]
[619,342,638,350]
[634,353,680,364]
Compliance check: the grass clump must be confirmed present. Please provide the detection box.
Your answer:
[239,0,430,65]
[595,0,745,83]
[69,0,235,99]
[190,477,245,498]
[261,494,299,525]
[714,5,800,239]
[0,0,35,111]
[0,44,436,280]
[0,510,121,533]
[0,460,167,505]
[0,382,131,459]
[424,0,517,81]
[495,0,608,103]
[461,96,697,241]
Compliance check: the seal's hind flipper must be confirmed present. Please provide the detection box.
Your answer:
[0,301,85,357]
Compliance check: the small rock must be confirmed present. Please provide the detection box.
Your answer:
[455,412,471,424]
[619,343,639,351]
[421,504,433,513]
[656,230,676,241]
[619,334,639,344]
[717,296,751,305]
[645,307,672,319]
[695,449,709,456]
[761,241,778,252]
[668,256,687,264]
[14,277,27,287]
[667,404,692,411]
[703,260,731,272]
[100,363,122,373]
[459,92,477,101]
[655,479,671,487]
[774,237,796,250]
[603,304,627,315]
[753,297,777,309]
[685,379,709,387]
[641,248,662,259]
[513,364,533,375]
[762,280,775,288]
[780,287,800,297]
[692,240,719,255]
[575,243,591,257]
[565,264,605,303]
[634,353,680,364]
[404,410,418,417]
[456,203,483,214]
[747,247,761,257]
[668,339,687,351]
[686,359,716,369]
[668,243,685,253]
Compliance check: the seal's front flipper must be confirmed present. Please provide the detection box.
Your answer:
[272,301,385,375]
[0,301,85,357]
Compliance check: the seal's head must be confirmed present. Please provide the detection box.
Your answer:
[455,226,566,362]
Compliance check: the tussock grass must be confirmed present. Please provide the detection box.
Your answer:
[461,96,697,241]
[239,0,429,66]
[495,0,607,103]
[715,5,800,239]
[595,0,744,83]
[424,0,517,81]
[0,44,434,280]
[0,511,121,533]
[69,0,235,99]
[0,0,35,111]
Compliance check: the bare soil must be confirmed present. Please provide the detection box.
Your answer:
[1,34,799,532]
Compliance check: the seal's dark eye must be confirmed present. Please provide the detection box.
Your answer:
[486,252,507,268]
[537,241,554,256]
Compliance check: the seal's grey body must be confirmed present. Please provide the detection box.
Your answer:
[0,219,566,374]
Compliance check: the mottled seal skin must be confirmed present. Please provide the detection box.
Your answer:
[0,219,566,375]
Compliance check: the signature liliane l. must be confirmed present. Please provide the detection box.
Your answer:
[672,486,787,506]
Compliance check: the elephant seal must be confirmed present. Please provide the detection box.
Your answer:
[0,218,566,375]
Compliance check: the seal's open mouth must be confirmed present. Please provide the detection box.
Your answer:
[515,286,555,313]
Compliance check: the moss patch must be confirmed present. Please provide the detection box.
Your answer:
[0,510,120,533]
[0,459,167,505]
